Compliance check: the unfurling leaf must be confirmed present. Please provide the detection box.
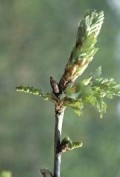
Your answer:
[59,10,104,91]
[60,136,83,153]
[64,67,120,118]
[64,98,84,116]
[16,86,52,101]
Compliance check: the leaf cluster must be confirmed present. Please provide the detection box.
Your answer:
[16,10,120,118]
[64,67,120,118]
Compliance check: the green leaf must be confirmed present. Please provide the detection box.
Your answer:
[59,10,104,90]
[16,86,52,101]
[64,98,84,116]
[64,67,120,118]
[60,136,83,153]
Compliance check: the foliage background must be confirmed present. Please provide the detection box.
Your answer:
[0,0,120,177]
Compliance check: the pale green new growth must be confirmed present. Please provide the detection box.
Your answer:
[16,10,120,177]
[16,11,120,118]
[16,86,51,101]
[60,136,83,153]
[69,10,104,64]
[59,10,104,90]
[65,67,120,118]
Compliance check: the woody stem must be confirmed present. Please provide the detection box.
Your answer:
[53,105,65,177]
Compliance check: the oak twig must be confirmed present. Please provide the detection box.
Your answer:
[16,10,120,177]
[54,104,65,177]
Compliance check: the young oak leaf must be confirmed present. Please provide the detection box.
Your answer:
[64,67,120,118]
[60,136,83,153]
[16,86,53,101]
[59,10,104,91]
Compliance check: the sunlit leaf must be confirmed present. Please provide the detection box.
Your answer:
[64,67,120,118]
[59,10,104,90]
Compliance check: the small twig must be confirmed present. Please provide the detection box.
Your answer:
[54,104,65,177]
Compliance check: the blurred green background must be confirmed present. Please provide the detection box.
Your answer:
[0,0,120,177]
